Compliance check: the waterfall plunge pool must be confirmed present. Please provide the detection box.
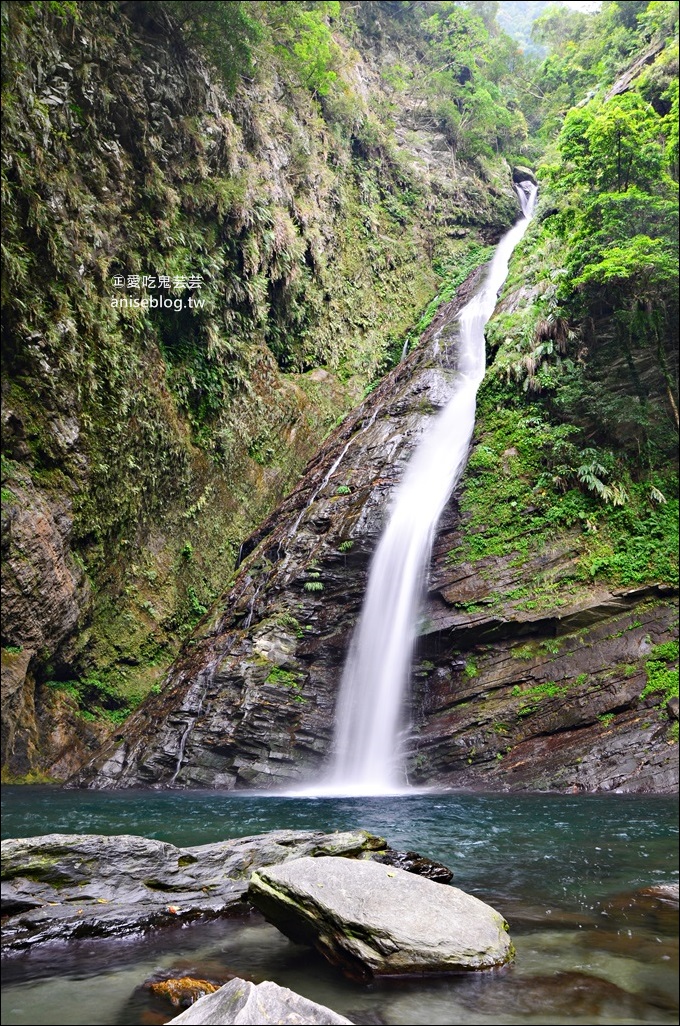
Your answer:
[1,787,678,1025]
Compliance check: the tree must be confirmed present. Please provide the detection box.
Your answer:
[557,94,666,193]
[458,1,499,35]
[163,1,262,92]
[600,0,648,32]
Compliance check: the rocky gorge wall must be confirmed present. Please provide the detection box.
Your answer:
[1,1,517,780]
[3,3,676,791]
[72,233,679,793]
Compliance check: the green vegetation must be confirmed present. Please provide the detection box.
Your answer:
[164,1,341,98]
[274,611,305,637]
[264,665,307,703]
[44,673,144,726]
[449,399,678,593]
[463,657,479,679]
[2,0,523,728]
[264,667,299,688]
[512,680,572,717]
[1,0,677,770]
[641,640,679,704]
[162,1,263,93]
[451,5,678,597]
[401,244,493,355]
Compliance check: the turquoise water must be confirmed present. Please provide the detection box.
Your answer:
[1,788,678,1025]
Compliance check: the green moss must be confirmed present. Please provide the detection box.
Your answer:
[463,657,479,679]
[263,665,308,704]
[274,612,305,637]
[0,768,60,785]
[512,680,571,717]
[264,667,301,689]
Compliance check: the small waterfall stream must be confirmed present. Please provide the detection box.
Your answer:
[327,183,538,794]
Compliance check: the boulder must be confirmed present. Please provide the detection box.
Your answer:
[1,828,455,952]
[166,978,353,1025]
[0,829,384,950]
[248,856,513,978]
[512,164,537,185]
[370,847,452,883]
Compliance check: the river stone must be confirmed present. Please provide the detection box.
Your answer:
[166,978,353,1024]
[370,848,452,883]
[248,856,513,978]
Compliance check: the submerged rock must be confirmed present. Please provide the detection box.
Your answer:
[599,883,680,933]
[166,978,353,1025]
[248,856,513,978]
[124,963,254,1024]
[383,968,656,1025]
[148,976,221,1010]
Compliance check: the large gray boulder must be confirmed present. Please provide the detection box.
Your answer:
[249,856,513,978]
[0,829,385,950]
[166,978,353,1025]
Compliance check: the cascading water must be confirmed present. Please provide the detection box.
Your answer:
[327,182,538,794]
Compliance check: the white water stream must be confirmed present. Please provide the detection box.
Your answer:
[325,183,537,794]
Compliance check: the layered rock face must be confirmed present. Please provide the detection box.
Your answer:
[71,288,476,789]
[71,271,678,793]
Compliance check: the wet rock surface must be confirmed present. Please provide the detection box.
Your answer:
[166,978,354,1025]
[248,856,513,978]
[0,829,453,952]
[369,849,453,883]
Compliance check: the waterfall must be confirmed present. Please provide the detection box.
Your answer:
[327,182,538,794]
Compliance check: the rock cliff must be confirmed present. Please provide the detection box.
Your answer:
[72,254,678,792]
[0,1,516,779]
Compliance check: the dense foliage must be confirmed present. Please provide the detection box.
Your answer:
[464,0,678,615]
